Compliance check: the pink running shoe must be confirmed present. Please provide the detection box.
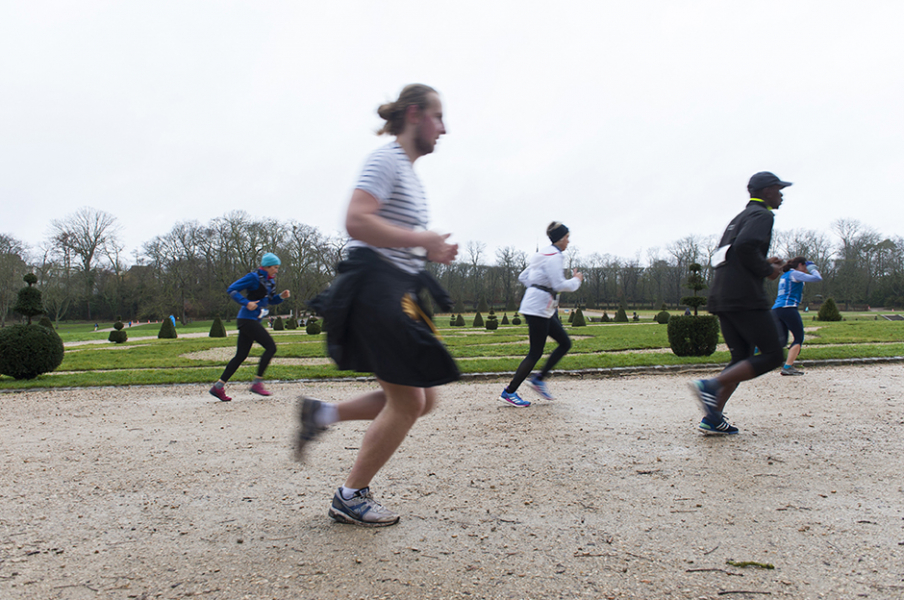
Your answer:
[209,385,232,402]
[250,382,272,397]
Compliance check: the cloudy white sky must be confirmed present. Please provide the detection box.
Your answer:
[2,1,902,264]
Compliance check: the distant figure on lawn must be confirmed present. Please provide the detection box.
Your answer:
[689,171,791,435]
[208,253,290,401]
[499,221,583,408]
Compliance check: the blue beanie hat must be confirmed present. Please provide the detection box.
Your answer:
[261,252,281,267]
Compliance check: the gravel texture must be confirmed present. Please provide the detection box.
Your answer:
[2,364,903,599]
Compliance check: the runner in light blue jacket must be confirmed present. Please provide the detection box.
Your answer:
[772,256,822,376]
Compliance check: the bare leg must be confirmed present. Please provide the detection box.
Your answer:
[344,381,437,489]
[785,343,802,367]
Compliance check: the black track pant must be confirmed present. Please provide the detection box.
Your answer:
[717,309,784,377]
[219,319,277,381]
[506,313,572,393]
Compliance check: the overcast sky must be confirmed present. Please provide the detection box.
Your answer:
[2,1,902,265]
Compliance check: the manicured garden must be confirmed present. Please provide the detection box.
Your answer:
[1,311,902,390]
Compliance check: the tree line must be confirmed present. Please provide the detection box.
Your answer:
[1,208,902,326]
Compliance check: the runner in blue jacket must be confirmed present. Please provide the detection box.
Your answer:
[209,253,290,401]
[772,257,822,376]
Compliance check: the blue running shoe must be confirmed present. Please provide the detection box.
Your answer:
[698,414,739,435]
[689,379,720,418]
[499,389,531,407]
[528,375,554,401]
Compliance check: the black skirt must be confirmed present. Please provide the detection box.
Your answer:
[311,248,459,388]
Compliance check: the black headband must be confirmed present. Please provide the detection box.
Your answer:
[548,224,569,244]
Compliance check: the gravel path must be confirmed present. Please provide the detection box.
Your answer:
[2,364,903,599]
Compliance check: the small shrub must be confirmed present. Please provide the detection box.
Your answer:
[817,298,842,322]
[667,315,719,356]
[0,323,65,380]
[501,313,509,325]
[306,317,322,335]
[38,315,54,329]
[572,308,587,327]
[209,316,228,338]
[512,312,521,325]
[601,311,611,323]
[568,310,575,323]
[614,306,628,323]
[449,315,456,327]
[473,312,484,328]
[274,316,285,331]
[158,318,178,339]
[455,314,465,327]
[485,309,498,331]
[109,318,128,343]
[654,310,671,324]
[285,316,297,330]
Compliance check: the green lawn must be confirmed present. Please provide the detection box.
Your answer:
[1,316,902,389]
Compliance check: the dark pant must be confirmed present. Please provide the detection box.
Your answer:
[772,307,805,348]
[219,319,277,381]
[507,313,572,393]
[718,310,784,377]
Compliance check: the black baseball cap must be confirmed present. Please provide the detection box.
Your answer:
[748,171,792,193]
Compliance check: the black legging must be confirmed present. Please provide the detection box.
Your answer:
[506,313,572,393]
[718,310,784,377]
[219,319,277,381]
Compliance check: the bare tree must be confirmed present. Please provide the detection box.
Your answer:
[50,207,120,320]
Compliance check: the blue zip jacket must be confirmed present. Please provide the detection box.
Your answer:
[227,269,284,320]
[772,266,822,309]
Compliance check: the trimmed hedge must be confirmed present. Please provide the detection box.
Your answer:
[0,323,65,380]
[306,318,322,335]
[667,315,719,356]
[818,298,842,321]
[455,314,465,327]
[485,309,498,331]
[109,319,128,343]
[473,312,484,328]
[274,316,285,331]
[209,316,228,338]
[572,308,587,327]
[158,318,178,339]
[512,312,521,325]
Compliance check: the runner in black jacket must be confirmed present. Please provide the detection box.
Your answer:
[689,172,791,434]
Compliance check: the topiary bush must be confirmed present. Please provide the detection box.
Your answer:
[477,298,489,313]
[209,316,227,338]
[38,315,54,329]
[455,314,465,327]
[109,317,128,343]
[14,274,44,325]
[667,314,719,356]
[614,305,629,323]
[285,316,297,330]
[681,263,708,317]
[274,316,285,331]
[501,313,509,325]
[485,309,498,330]
[472,312,484,328]
[817,298,842,322]
[572,307,587,327]
[601,311,611,323]
[654,304,671,325]
[449,314,456,327]
[158,318,178,339]
[306,317,322,335]
[568,310,575,323]
[512,312,521,325]
[0,323,65,380]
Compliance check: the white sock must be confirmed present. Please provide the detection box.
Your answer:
[313,403,339,427]
[340,486,360,500]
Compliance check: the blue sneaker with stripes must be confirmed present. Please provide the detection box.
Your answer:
[689,379,720,419]
[528,376,554,401]
[499,389,531,407]
[698,414,739,435]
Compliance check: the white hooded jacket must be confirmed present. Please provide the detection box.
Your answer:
[517,244,582,318]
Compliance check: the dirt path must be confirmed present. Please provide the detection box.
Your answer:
[2,365,903,599]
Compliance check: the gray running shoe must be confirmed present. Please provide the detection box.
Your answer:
[328,487,400,527]
[293,397,327,462]
[781,366,804,376]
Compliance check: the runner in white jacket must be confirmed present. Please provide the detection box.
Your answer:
[499,222,583,407]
